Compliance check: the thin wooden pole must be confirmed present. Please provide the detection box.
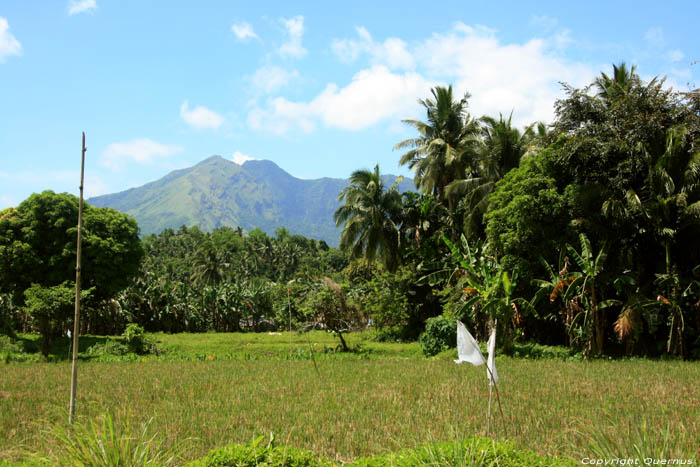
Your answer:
[484,363,506,436]
[69,132,86,424]
[487,375,493,435]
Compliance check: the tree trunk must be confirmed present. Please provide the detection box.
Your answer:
[38,316,51,358]
[337,331,348,352]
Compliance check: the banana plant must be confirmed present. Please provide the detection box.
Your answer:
[439,234,529,349]
[559,233,620,358]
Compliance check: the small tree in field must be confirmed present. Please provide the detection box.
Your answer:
[302,277,360,351]
[23,282,92,357]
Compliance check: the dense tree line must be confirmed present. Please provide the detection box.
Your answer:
[334,63,700,359]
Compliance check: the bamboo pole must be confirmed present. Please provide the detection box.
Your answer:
[68,132,86,425]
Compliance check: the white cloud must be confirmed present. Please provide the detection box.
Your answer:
[0,17,22,63]
[248,65,433,134]
[251,23,595,134]
[251,65,299,94]
[101,139,183,170]
[668,49,684,63]
[279,15,306,59]
[332,26,414,70]
[68,0,97,16]
[232,22,257,41]
[180,101,225,130]
[413,22,595,127]
[232,151,259,165]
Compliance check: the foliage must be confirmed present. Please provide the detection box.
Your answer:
[22,282,92,357]
[355,266,420,341]
[395,86,481,214]
[574,414,698,462]
[300,278,361,351]
[192,436,577,467]
[418,315,456,356]
[335,165,403,272]
[484,147,575,294]
[35,412,189,466]
[188,435,330,467]
[123,323,157,355]
[351,437,577,467]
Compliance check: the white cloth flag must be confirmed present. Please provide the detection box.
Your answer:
[454,320,486,366]
[487,325,499,386]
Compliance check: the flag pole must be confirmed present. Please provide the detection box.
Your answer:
[69,132,86,424]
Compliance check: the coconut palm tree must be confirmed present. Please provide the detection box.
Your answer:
[594,62,641,104]
[394,86,481,210]
[447,113,535,238]
[334,165,403,272]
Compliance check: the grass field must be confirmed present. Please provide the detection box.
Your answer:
[1,332,699,464]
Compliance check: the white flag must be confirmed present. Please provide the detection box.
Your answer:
[487,325,499,385]
[454,320,485,366]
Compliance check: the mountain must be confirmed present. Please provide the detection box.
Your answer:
[88,156,415,246]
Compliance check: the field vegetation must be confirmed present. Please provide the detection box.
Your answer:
[1,332,698,464]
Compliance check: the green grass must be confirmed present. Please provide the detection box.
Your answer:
[1,332,699,464]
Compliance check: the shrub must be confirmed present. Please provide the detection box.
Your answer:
[123,323,156,354]
[419,315,456,357]
[84,340,130,357]
[188,435,330,467]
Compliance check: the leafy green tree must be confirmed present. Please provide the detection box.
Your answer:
[334,165,402,272]
[23,282,92,357]
[484,148,575,294]
[301,278,360,351]
[0,191,143,333]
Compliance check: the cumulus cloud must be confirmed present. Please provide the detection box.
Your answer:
[180,101,225,130]
[251,65,299,94]
[413,22,595,127]
[68,0,97,16]
[279,15,306,58]
[331,26,414,70]
[248,65,433,134]
[101,139,183,170]
[0,17,22,63]
[232,22,257,41]
[249,23,596,134]
[232,151,259,165]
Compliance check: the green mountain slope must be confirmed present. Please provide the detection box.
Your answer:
[88,156,415,246]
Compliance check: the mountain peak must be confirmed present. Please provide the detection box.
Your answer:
[88,156,415,245]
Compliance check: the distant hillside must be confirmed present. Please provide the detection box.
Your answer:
[88,156,415,246]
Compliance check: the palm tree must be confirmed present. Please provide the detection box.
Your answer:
[603,125,700,356]
[334,165,403,272]
[447,113,535,238]
[191,240,227,286]
[594,62,641,104]
[394,86,480,210]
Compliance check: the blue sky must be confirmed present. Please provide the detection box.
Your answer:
[1,1,697,208]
